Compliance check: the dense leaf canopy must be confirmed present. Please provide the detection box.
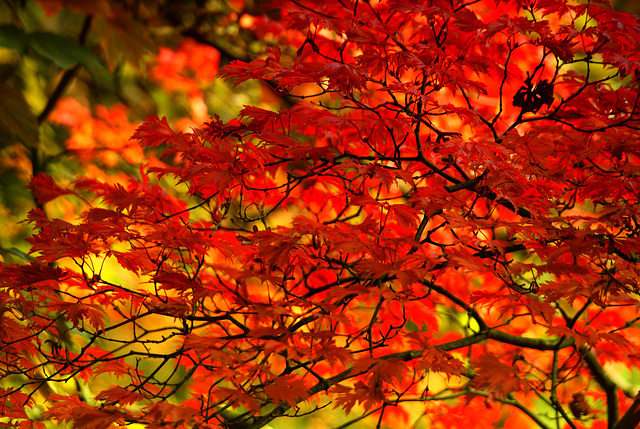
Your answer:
[2,0,640,428]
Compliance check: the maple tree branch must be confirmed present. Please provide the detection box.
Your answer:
[474,184,532,219]
[581,347,619,429]
[36,66,80,126]
[443,172,486,193]
[468,389,554,429]
[440,168,532,218]
[549,347,579,429]
[426,280,577,350]
[227,325,576,429]
[558,306,625,428]
[332,404,385,429]
[472,243,527,258]
[416,152,463,185]
[613,394,640,429]
[485,330,574,351]
[424,281,488,331]
[500,393,552,429]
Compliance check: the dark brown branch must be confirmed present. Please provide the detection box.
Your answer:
[582,348,619,429]
[443,171,532,218]
[613,394,640,429]
[225,324,576,429]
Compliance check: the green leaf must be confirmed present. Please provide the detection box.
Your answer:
[28,32,101,69]
[406,319,420,332]
[0,27,103,69]
[0,25,29,52]
[7,247,34,262]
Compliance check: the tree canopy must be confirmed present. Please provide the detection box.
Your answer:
[2,0,640,428]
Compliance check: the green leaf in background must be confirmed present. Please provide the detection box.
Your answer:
[28,32,101,69]
[0,25,29,52]
[405,319,420,332]
[0,83,39,148]
[7,247,34,262]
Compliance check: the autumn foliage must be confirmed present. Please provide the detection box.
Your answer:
[3,0,640,428]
